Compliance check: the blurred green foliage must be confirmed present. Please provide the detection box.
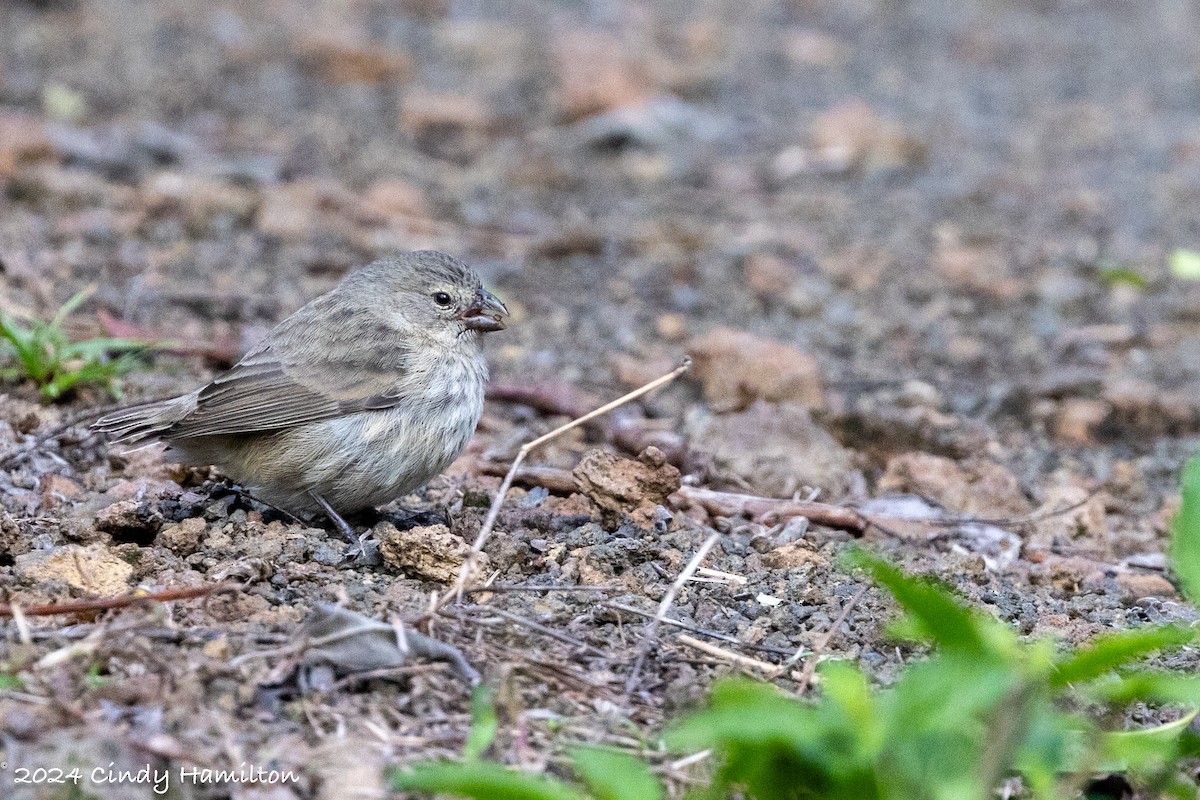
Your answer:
[0,289,145,402]
[391,456,1200,799]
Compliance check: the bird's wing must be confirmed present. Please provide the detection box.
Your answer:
[168,340,408,439]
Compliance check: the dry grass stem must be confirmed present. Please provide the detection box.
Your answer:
[605,601,793,655]
[625,530,720,696]
[777,585,868,690]
[445,356,692,606]
[676,634,781,673]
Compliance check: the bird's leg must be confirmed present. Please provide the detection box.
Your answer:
[307,491,376,566]
[308,491,363,547]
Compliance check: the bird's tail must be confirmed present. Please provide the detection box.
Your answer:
[93,393,195,444]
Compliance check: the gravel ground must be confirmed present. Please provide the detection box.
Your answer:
[2,0,1200,797]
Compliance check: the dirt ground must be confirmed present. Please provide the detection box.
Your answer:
[2,0,1200,797]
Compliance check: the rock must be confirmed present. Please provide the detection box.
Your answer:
[399,90,492,136]
[0,112,56,176]
[1114,572,1176,600]
[572,447,682,528]
[0,509,28,559]
[257,180,355,240]
[879,452,1033,517]
[781,28,848,67]
[398,90,494,161]
[655,313,687,342]
[40,474,82,505]
[688,327,824,410]
[142,171,259,228]
[743,253,797,297]
[552,29,648,121]
[1028,486,1108,552]
[809,98,925,174]
[15,544,133,596]
[95,499,164,543]
[158,517,207,556]
[357,180,429,223]
[377,523,481,583]
[761,542,828,570]
[1052,398,1111,445]
[686,402,851,497]
[932,239,1022,299]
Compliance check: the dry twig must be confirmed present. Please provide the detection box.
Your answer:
[775,585,868,691]
[676,485,871,534]
[0,583,233,618]
[443,357,692,608]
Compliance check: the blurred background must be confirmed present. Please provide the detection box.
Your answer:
[2,0,1200,445]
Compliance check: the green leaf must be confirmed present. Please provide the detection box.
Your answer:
[463,684,499,761]
[818,660,882,753]
[845,548,1002,656]
[389,762,585,800]
[1171,456,1200,605]
[51,287,93,328]
[1086,669,1200,707]
[0,672,24,690]
[1050,626,1195,688]
[569,747,661,800]
[1170,249,1200,281]
[1097,265,1148,289]
[1097,710,1198,773]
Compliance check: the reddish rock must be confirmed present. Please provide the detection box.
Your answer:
[573,447,681,528]
[688,327,824,410]
[14,543,133,596]
[743,253,797,297]
[1029,486,1108,552]
[0,509,28,560]
[158,517,207,556]
[879,452,1032,517]
[357,180,429,223]
[552,30,648,121]
[1114,572,1176,600]
[686,401,851,498]
[1052,398,1111,445]
[399,90,492,136]
[377,522,481,583]
[810,99,925,173]
[762,542,828,570]
[0,113,56,176]
[40,474,82,505]
[933,239,1023,299]
[143,172,259,227]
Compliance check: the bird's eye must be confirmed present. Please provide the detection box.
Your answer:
[432,292,453,308]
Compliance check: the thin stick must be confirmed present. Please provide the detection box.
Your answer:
[677,485,870,534]
[465,584,620,595]
[676,634,780,673]
[625,531,720,696]
[445,357,692,606]
[783,585,868,691]
[605,601,793,656]
[0,583,232,618]
[460,605,605,657]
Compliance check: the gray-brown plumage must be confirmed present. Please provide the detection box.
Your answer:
[94,251,507,529]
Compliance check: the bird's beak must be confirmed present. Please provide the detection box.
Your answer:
[460,289,509,332]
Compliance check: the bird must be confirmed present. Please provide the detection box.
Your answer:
[94,250,508,545]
